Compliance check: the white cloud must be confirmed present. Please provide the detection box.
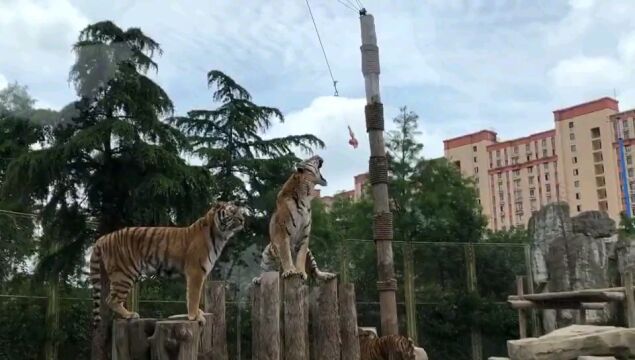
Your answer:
[549,56,624,90]
[0,73,7,90]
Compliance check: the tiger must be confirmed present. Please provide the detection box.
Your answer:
[253,155,336,284]
[89,201,244,327]
[358,327,428,360]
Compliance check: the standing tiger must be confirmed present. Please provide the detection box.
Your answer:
[253,155,336,284]
[358,327,428,360]
[90,202,244,326]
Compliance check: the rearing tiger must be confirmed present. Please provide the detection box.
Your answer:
[253,155,336,284]
[90,202,244,326]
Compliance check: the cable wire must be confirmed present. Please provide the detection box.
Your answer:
[305,0,340,96]
[336,0,358,13]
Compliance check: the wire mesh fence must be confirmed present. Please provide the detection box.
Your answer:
[0,240,528,359]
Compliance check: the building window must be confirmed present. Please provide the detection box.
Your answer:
[570,133,575,140]
[474,167,479,174]
[630,168,635,178]
[542,139,547,146]
[574,180,580,188]
[528,166,533,173]
[529,176,534,185]
[591,127,601,138]
[473,145,477,152]
[525,144,530,152]
[514,146,519,154]
[497,173,502,179]
[543,163,549,170]
[572,157,578,164]
[627,146,632,153]
[594,152,604,163]
[574,169,579,176]
[595,164,604,175]
[569,121,574,129]
[513,169,520,177]
[546,184,551,192]
[545,173,550,181]
[474,156,478,163]
[576,193,581,200]
[577,205,582,212]
[530,188,535,197]
[516,203,523,212]
[497,159,502,167]
[496,150,501,156]
[597,188,607,199]
[592,139,602,150]
[571,144,577,152]
[599,201,609,212]
[596,176,606,187]
[628,155,633,165]
[500,205,504,212]
[542,149,548,157]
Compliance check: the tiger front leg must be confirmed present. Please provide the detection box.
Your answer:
[185,267,206,325]
[275,233,301,279]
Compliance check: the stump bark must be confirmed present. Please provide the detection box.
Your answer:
[339,283,361,360]
[259,272,281,360]
[282,274,307,360]
[167,314,213,359]
[315,278,340,360]
[112,318,157,360]
[149,320,200,360]
[204,281,228,360]
[251,285,261,360]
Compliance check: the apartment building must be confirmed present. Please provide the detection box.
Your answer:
[444,97,623,230]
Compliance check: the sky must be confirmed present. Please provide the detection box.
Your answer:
[2,0,635,195]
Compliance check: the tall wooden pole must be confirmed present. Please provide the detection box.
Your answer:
[359,9,399,336]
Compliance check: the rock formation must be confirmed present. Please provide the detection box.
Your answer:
[528,203,618,332]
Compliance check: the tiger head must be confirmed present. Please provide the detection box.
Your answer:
[296,155,327,186]
[211,201,245,236]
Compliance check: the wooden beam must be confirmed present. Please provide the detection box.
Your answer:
[339,283,361,360]
[282,275,307,360]
[508,300,607,310]
[508,290,625,302]
[314,278,340,360]
[204,281,228,360]
[259,272,280,360]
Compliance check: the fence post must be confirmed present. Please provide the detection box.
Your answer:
[524,244,539,337]
[516,276,528,338]
[403,241,418,345]
[465,244,482,360]
[315,278,340,360]
[112,318,157,360]
[339,283,361,360]
[204,281,228,360]
[259,272,281,360]
[167,314,213,359]
[625,270,635,328]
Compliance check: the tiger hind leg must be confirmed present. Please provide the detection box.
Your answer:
[306,249,336,282]
[106,272,139,319]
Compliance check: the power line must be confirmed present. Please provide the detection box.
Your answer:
[0,209,99,226]
[305,0,340,96]
[336,0,358,13]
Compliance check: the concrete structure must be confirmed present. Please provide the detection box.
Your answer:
[318,173,369,210]
[445,97,625,230]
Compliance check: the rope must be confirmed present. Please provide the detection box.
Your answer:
[305,0,340,96]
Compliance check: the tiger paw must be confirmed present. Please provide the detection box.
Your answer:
[281,268,301,279]
[299,271,308,281]
[125,312,140,319]
[189,310,206,325]
[316,271,337,281]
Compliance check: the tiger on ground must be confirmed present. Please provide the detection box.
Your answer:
[358,327,428,360]
[89,201,244,326]
[253,155,336,284]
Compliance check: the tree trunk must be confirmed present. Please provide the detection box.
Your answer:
[314,278,340,360]
[112,318,157,360]
[339,283,360,360]
[360,12,398,336]
[282,275,307,360]
[204,281,228,360]
[259,272,280,360]
[149,320,200,360]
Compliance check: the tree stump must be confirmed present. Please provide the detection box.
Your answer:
[259,272,281,360]
[339,283,361,360]
[282,274,307,360]
[168,314,213,359]
[314,278,340,360]
[113,318,157,360]
[204,281,228,360]
[149,320,200,360]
